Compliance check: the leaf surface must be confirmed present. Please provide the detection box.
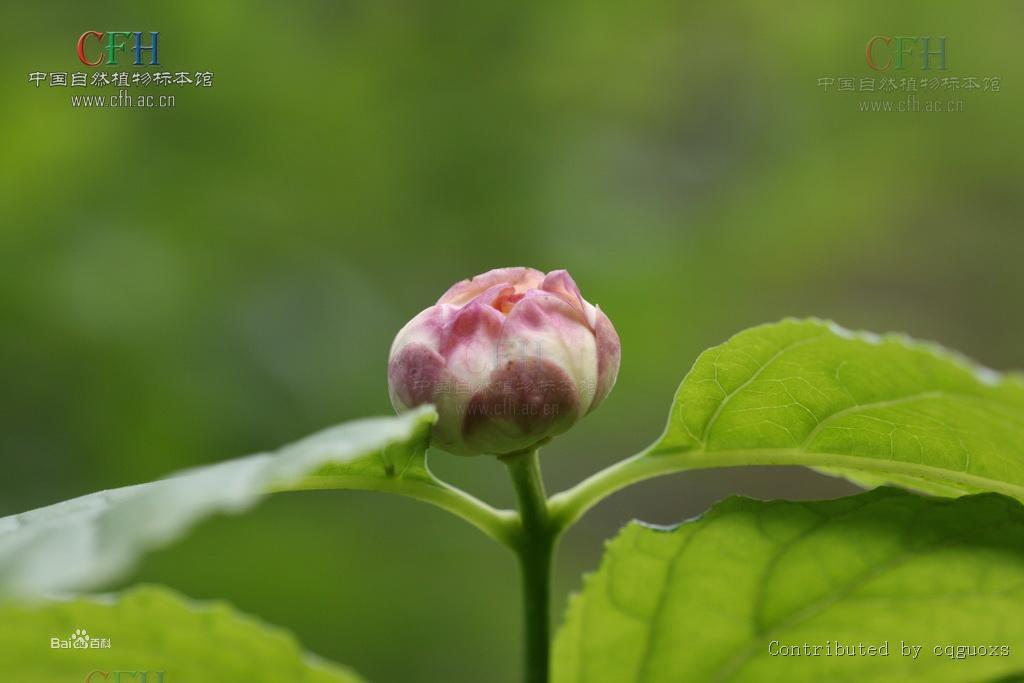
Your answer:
[0,585,362,682]
[553,488,1024,682]
[0,407,438,597]
[653,319,1024,499]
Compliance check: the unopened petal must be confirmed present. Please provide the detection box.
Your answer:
[589,306,621,413]
[439,298,506,388]
[438,267,545,306]
[541,269,598,329]
[388,266,620,456]
[388,342,446,412]
[461,358,580,454]
[500,290,599,413]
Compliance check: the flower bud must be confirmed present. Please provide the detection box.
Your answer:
[388,267,621,456]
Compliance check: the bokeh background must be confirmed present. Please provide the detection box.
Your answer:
[3,1,1022,681]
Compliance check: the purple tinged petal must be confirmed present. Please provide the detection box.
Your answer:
[461,358,580,454]
[501,290,599,411]
[389,304,455,354]
[388,266,621,455]
[589,306,621,413]
[388,304,456,413]
[388,342,446,411]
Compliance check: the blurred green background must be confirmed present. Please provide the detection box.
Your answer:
[3,1,1022,681]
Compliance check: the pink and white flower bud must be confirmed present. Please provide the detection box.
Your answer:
[388,267,621,456]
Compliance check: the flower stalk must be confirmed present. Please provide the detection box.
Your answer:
[503,448,557,683]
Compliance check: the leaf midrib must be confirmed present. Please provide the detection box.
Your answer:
[640,447,1024,502]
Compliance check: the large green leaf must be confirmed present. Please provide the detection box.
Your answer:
[553,488,1024,683]
[661,319,1024,496]
[0,585,361,682]
[552,319,1024,525]
[0,406,504,598]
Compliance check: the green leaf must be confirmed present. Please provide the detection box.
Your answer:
[553,488,1024,683]
[0,406,509,598]
[0,585,362,682]
[662,319,1024,496]
[551,319,1024,527]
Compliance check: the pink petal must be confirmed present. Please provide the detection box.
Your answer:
[388,304,453,359]
[438,267,545,306]
[439,298,505,379]
[500,290,598,410]
[461,357,580,454]
[388,342,446,411]
[541,270,598,328]
[589,306,621,413]
[464,283,516,312]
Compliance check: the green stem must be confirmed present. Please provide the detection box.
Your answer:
[547,450,662,531]
[503,449,556,683]
[276,474,518,547]
[548,445,1024,533]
